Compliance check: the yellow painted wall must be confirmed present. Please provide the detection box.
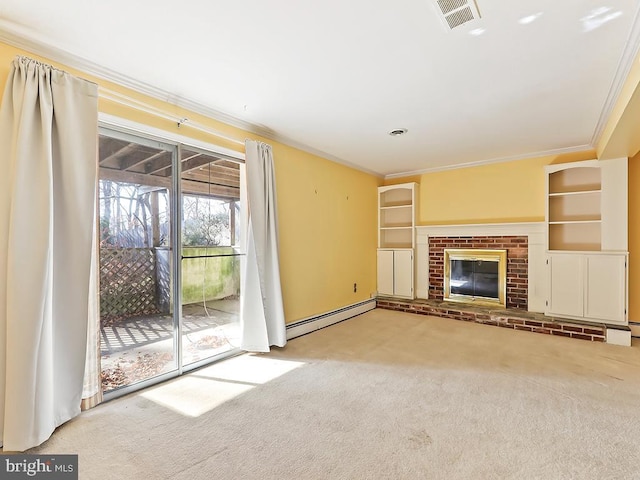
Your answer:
[386,151,596,225]
[274,145,379,318]
[0,41,379,324]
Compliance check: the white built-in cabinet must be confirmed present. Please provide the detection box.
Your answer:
[377,183,417,299]
[545,158,628,326]
[547,252,626,323]
[377,249,414,298]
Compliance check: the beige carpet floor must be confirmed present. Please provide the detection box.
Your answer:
[31,309,640,479]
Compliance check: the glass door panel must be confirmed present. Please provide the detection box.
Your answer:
[180,147,242,367]
[98,131,177,393]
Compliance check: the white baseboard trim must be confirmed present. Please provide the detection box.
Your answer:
[629,321,640,338]
[286,299,376,340]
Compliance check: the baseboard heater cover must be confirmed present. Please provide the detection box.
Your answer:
[286,299,376,340]
[606,325,632,346]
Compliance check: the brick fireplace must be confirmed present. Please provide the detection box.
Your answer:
[428,236,528,310]
[415,223,545,312]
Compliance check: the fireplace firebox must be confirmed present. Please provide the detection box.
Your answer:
[444,249,507,307]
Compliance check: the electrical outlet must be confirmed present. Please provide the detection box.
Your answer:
[353,283,357,293]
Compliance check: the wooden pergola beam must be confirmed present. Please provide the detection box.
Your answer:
[100,167,239,199]
[181,173,240,188]
[181,155,223,174]
[206,162,241,173]
[181,179,239,199]
[99,143,137,167]
[144,155,173,175]
[100,167,171,189]
[120,150,171,172]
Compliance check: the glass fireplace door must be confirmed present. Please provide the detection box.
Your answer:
[444,248,507,307]
[450,259,499,299]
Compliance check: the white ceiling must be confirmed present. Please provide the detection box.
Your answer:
[1,0,639,177]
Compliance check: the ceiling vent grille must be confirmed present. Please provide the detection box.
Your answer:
[434,0,481,30]
[437,0,468,15]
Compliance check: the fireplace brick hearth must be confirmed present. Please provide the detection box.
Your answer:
[429,236,528,309]
[375,298,606,342]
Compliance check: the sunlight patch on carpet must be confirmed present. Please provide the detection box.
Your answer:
[195,354,306,384]
[139,354,305,417]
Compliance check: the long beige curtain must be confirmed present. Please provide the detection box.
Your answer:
[81,239,102,411]
[0,56,99,451]
[240,140,286,352]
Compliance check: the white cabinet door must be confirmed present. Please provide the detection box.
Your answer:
[377,250,394,296]
[393,250,414,298]
[547,254,584,317]
[377,249,414,298]
[547,252,627,325]
[585,254,626,323]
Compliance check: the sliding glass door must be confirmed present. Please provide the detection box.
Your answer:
[98,129,177,393]
[98,128,242,395]
[179,146,242,368]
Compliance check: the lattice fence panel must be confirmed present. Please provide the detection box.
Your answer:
[100,248,160,319]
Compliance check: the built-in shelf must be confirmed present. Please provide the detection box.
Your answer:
[548,189,601,197]
[549,220,601,225]
[380,202,412,209]
[549,222,601,251]
[379,184,416,249]
[546,164,602,251]
[550,243,602,252]
[380,227,414,250]
[378,183,417,299]
[548,166,601,196]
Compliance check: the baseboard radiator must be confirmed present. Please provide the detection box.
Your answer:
[286,299,376,340]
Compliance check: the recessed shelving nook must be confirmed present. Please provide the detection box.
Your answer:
[545,159,627,253]
[378,184,417,249]
[547,163,602,251]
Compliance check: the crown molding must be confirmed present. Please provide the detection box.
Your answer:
[590,3,640,147]
[383,144,593,179]
[0,20,382,179]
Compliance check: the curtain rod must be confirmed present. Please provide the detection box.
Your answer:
[98,87,245,147]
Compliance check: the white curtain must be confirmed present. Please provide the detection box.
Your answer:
[0,56,98,451]
[81,238,102,411]
[240,140,286,352]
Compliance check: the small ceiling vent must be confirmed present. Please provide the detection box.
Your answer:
[434,0,481,30]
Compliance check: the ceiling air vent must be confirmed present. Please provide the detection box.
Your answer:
[434,0,481,30]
